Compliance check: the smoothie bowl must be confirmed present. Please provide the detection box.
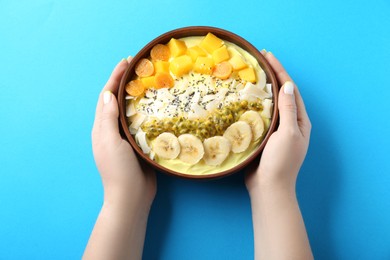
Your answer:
[118,26,279,180]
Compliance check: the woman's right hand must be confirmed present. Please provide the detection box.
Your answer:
[245,51,313,260]
[246,51,312,195]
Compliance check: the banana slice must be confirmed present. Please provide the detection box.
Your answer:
[239,110,264,141]
[223,121,252,153]
[261,99,273,119]
[178,134,204,165]
[203,136,231,166]
[152,132,181,160]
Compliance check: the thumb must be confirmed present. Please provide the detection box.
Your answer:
[278,81,298,128]
[100,90,120,140]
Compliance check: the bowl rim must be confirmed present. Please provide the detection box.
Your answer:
[118,26,279,180]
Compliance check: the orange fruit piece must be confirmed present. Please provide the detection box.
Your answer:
[150,44,170,61]
[141,76,156,89]
[155,72,174,89]
[238,67,256,83]
[212,61,233,80]
[135,58,155,77]
[125,79,145,96]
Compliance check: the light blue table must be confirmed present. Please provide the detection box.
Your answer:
[1,0,389,259]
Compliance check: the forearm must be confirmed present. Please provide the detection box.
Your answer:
[249,184,313,260]
[83,195,151,260]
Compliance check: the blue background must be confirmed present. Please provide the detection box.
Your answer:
[1,0,389,259]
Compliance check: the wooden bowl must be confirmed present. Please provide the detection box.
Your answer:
[118,26,279,180]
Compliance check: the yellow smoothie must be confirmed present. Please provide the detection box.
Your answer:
[125,34,273,175]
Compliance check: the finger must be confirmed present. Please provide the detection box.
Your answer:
[264,52,308,120]
[103,58,129,95]
[264,52,292,84]
[99,91,121,142]
[264,52,310,135]
[278,81,299,129]
[265,53,298,128]
[93,59,128,138]
[287,82,310,137]
[293,84,311,138]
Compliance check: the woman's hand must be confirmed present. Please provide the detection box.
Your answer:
[92,58,156,207]
[245,51,313,260]
[84,58,156,260]
[246,52,311,195]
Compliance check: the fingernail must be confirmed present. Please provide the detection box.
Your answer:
[283,81,294,95]
[127,56,132,62]
[261,49,267,55]
[103,91,112,104]
[121,58,126,62]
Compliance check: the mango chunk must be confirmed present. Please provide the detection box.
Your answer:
[155,72,174,89]
[169,55,193,77]
[238,67,256,83]
[167,38,187,57]
[193,56,214,75]
[199,33,224,54]
[212,45,230,64]
[187,46,207,61]
[154,60,170,74]
[141,76,156,89]
[229,54,248,71]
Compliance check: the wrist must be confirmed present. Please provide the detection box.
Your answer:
[247,165,298,194]
[103,186,153,216]
[247,175,296,202]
